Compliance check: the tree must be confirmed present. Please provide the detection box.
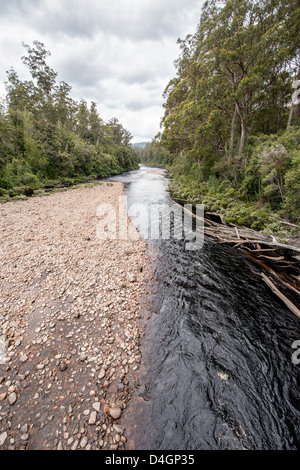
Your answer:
[21,40,57,100]
[88,101,104,146]
[158,0,300,232]
[162,0,300,161]
[53,81,75,131]
[0,40,139,195]
[196,0,299,157]
[259,144,290,203]
[107,117,132,146]
[76,99,89,140]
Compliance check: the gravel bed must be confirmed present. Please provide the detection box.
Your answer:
[0,182,148,450]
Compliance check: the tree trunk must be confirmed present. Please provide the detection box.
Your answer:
[278,172,285,203]
[287,77,300,129]
[238,117,247,157]
[287,102,294,129]
[228,102,238,161]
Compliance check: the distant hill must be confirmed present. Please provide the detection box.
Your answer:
[131,142,149,148]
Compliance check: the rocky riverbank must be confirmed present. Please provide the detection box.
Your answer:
[0,182,148,450]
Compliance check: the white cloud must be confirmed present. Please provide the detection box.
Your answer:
[0,0,205,142]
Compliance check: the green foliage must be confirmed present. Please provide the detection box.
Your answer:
[168,126,300,236]
[139,140,174,167]
[157,0,300,236]
[0,41,140,200]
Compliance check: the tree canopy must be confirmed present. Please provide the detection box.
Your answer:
[0,41,139,199]
[140,0,300,237]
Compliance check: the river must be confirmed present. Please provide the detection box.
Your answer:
[109,165,300,450]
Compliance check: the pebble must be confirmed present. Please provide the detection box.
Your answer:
[92,402,101,412]
[113,424,124,434]
[0,432,7,446]
[108,407,122,420]
[72,440,79,450]
[88,411,97,425]
[8,392,17,406]
[59,361,68,372]
[20,424,28,434]
[80,436,88,448]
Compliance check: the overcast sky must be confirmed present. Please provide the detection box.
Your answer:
[0,0,205,143]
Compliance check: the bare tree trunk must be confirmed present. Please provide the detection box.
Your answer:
[238,117,247,157]
[287,75,300,129]
[278,173,285,203]
[228,102,238,161]
[287,102,294,129]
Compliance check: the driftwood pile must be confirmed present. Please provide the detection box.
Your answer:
[172,197,300,320]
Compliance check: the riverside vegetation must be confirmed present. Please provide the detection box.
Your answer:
[139,0,300,241]
[0,41,139,202]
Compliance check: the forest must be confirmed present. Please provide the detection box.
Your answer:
[0,41,139,201]
[141,0,300,239]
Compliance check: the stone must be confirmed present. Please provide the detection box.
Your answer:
[8,392,17,405]
[92,402,101,412]
[108,406,122,420]
[20,424,28,434]
[79,352,88,362]
[71,439,79,450]
[80,436,88,448]
[113,424,124,434]
[0,432,7,446]
[20,354,28,363]
[59,361,68,372]
[88,411,97,425]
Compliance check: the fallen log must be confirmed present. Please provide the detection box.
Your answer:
[258,255,285,261]
[239,250,300,292]
[233,239,300,254]
[261,273,300,319]
[171,197,300,253]
[170,197,300,317]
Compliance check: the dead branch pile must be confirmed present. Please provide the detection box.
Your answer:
[172,197,300,319]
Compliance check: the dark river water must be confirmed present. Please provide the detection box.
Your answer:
[109,165,300,450]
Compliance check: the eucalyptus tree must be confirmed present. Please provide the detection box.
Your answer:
[161,0,300,168]
[89,101,104,146]
[21,40,57,101]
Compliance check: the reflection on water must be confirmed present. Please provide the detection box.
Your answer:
[110,166,300,450]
